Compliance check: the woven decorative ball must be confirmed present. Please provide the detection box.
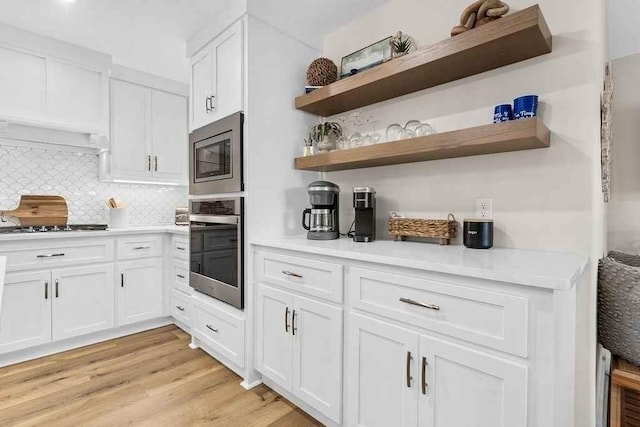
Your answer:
[306,58,338,86]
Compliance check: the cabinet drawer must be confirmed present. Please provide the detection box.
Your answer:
[0,239,114,272]
[172,260,191,295]
[171,289,191,326]
[256,250,343,303]
[348,267,528,357]
[193,296,244,368]
[173,237,189,261]
[117,236,163,260]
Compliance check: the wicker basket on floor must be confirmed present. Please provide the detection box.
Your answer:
[388,214,458,245]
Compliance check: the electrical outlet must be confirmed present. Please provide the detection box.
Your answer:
[475,198,493,219]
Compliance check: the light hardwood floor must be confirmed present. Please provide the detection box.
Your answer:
[0,325,323,427]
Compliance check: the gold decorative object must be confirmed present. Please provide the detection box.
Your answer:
[306,57,338,87]
[451,0,510,37]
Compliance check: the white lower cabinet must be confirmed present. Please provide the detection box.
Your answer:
[117,258,164,326]
[52,265,115,341]
[256,283,343,423]
[0,265,115,353]
[347,313,527,427]
[0,271,52,354]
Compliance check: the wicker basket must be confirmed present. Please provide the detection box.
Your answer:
[388,214,458,245]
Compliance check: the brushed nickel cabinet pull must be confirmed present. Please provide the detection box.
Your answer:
[400,297,440,311]
[37,253,65,258]
[285,307,290,333]
[176,306,185,312]
[406,351,413,388]
[55,279,59,298]
[121,273,124,288]
[210,94,216,110]
[44,280,49,300]
[206,324,218,333]
[292,310,298,336]
[282,270,303,279]
[177,274,186,279]
[148,155,151,171]
[176,246,186,251]
[154,156,158,172]
[205,96,211,113]
[133,246,151,250]
[422,357,428,395]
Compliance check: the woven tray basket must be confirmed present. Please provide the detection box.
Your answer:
[599,251,640,366]
[388,214,457,245]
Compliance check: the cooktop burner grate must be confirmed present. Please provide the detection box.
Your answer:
[0,224,109,234]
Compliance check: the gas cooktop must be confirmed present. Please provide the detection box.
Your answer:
[0,224,109,234]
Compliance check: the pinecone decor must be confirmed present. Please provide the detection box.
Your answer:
[306,58,338,86]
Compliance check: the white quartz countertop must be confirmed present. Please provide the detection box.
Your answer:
[251,236,589,291]
[0,225,189,242]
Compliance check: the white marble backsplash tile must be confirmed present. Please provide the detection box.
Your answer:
[0,145,187,226]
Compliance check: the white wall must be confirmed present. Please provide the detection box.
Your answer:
[607,54,640,251]
[322,1,607,425]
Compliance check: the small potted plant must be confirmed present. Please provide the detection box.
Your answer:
[308,122,343,153]
[390,31,417,58]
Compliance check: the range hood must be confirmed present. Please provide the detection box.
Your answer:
[0,117,108,153]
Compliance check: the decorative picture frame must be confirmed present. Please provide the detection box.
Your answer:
[340,36,392,79]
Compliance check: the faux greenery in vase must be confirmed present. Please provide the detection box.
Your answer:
[390,31,417,58]
[308,122,343,153]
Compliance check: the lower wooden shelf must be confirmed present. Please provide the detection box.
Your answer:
[294,118,550,172]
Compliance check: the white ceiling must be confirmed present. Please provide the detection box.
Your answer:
[0,0,228,82]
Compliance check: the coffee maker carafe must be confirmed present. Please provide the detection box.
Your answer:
[353,187,376,242]
[302,181,340,240]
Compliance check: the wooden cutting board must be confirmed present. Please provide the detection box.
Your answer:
[1,196,68,226]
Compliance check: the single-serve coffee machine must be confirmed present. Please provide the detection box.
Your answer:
[302,181,340,240]
[353,187,376,242]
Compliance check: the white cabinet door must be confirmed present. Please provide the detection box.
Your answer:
[211,20,243,121]
[48,59,106,132]
[0,45,47,120]
[292,295,343,423]
[51,265,114,341]
[256,284,294,392]
[418,335,528,427]
[110,79,152,181]
[117,258,163,326]
[190,46,214,130]
[347,313,419,427]
[0,271,52,354]
[151,90,188,183]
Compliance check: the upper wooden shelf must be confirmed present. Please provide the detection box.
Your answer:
[294,118,550,172]
[295,5,552,117]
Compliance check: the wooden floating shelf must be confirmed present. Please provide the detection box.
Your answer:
[295,5,552,117]
[294,118,550,172]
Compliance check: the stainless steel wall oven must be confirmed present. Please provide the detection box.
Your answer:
[189,197,244,309]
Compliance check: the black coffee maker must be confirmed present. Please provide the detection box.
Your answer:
[353,187,376,242]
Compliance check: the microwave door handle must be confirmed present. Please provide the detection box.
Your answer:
[189,215,239,225]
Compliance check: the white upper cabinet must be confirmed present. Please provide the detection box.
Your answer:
[110,79,151,181]
[106,72,188,185]
[190,19,243,131]
[0,46,47,120]
[151,90,188,182]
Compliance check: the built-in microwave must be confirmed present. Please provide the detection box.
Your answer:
[189,112,243,195]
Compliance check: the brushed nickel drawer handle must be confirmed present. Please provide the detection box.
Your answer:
[406,351,413,388]
[400,297,440,311]
[176,246,186,251]
[37,253,65,258]
[285,307,290,333]
[282,270,303,279]
[206,324,218,333]
[422,357,428,394]
[177,274,186,279]
[176,306,185,312]
[133,246,151,250]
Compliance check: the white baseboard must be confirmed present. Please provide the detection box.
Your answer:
[0,317,173,368]
[240,378,263,390]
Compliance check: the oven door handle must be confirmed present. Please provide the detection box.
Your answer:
[189,215,240,225]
